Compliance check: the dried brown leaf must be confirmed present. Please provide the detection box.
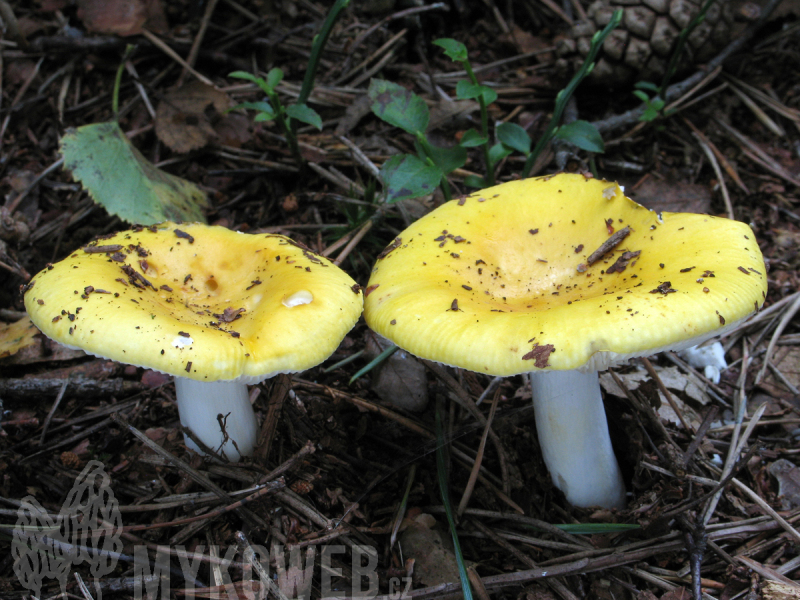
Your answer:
[77,0,148,36]
[155,82,232,154]
[629,178,712,214]
[767,459,800,510]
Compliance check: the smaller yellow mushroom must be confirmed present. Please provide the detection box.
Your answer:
[24,222,363,462]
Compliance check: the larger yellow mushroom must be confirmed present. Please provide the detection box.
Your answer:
[24,222,363,462]
[364,174,767,508]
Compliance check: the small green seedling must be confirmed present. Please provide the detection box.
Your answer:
[452,11,622,179]
[518,9,622,177]
[633,81,667,122]
[230,0,350,167]
[369,79,466,202]
[633,0,719,123]
[433,38,500,187]
[229,68,321,167]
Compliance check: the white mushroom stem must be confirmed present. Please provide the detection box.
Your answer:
[530,370,626,509]
[174,379,259,462]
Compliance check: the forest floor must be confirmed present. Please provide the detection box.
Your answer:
[1,0,800,599]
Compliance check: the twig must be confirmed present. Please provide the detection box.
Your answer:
[335,28,408,87]
[432,507,592,548]
[236,531,293,600]
[333,219,372,266]
[585,226,630,266]
[723,73,800,123]
[424,360,512,496]
[124,60,156,118]
[39,377,70,444]
[728,82,785,137]
[139,29,215,88]
[457,388,500,517]
[289,525,351,550]
[755,292,800,384]
[122,480,284,533]
[714,118,800,187]
[692,132,734,220]
[0,56,43,150]
[682,406,718,466]
[255,374,292,462]
[178,0,220,87]
[110,412,268,530]
[683,117,749,194]
[74,572,95,600]
[702,390,765,525]
[737,557,800,586]
[21,417,116,462]
[257,439,316,484]
[730,478,800,544]
[338,3,449,77]
[470,519,581,600]
[640,356,694,433]
[338,135,381,177]
[678,514,707,600]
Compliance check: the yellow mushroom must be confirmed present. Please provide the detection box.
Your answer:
[24,222,363,462]
[364,174,767,508]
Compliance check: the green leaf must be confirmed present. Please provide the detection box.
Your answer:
[379,154,442,203]
[433,38,468,62]
[231,101,276,118]
[253,112,277,123]
[488,141,512,164]
[265,67,284,91]
[368,79,429,136]
[417,141,466,175]
[455,80,497,105]
[349,345,397,384]
[286,103,323,130]
[228,70,260,84]
[634,80,660,92]
[60,122,208,225]
[632,90,650,103]
[496,122,531,155]
[555,120,605,153]
[229,70,272,96]
[459,129,488,148]
[641,106,660,122]
[463,174,487,188]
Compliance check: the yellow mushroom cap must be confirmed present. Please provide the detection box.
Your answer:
[24,222,363,383]
[364,174,767,375]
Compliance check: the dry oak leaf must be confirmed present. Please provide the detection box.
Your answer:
[155,81,233,154]
[77,0,167,36]
[0,317,38,360]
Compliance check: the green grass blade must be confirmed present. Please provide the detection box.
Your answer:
[435,406,474,600]
[349,344,398,384]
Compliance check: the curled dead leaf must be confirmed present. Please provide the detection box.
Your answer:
[77,0,167,36]
[155,81,233,154]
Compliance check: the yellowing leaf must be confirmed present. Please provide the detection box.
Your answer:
[0,317,39,359]
[60,122,208,225]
